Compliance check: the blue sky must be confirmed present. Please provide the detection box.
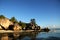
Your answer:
[0,0,60,28]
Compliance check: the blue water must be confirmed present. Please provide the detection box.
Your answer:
[0,29,60,40]
[36,30,60,38]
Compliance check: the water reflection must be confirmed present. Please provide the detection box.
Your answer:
[0,30,60,40]
[1,34,9,40]
[0,31,40,40]
[17,31,40,40]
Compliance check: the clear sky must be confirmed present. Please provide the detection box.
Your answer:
[0,0,60,28]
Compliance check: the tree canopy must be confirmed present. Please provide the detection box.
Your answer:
[0,15,40,30]
[10,17,18,23]
[30,19,36,26]
[0,15,5,19]
[19,21,26,28]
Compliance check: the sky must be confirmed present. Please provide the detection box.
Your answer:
[0,0,60,28]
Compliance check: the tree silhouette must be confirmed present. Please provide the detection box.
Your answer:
[19,21,26,29]
[30,19,36,26]
[10,17,18,23]
[0,15,5,19]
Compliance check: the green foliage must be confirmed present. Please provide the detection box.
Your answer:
[19,21,26,28]
[0,15,5,19]
[30,19,36,26]
[10,17,18,23]
[0,15,40,30]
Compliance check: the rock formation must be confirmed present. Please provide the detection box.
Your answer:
[0,18,22,31]
[0,18,13,30]
[13,23,22,31]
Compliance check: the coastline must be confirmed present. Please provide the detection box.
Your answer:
[0,29,49,33]
[0,30,40,33]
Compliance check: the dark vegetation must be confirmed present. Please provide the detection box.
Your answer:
[0,15,50,31]
[0,15,5,19]
[41,27,50,32]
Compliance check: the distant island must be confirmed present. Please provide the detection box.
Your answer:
[0,15,50,32]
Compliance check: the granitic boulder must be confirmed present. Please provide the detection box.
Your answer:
[0,18,13,29]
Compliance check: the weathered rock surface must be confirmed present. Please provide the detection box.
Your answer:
[0,18,22,31]
[0,18,13,29]
[13,23,22,31]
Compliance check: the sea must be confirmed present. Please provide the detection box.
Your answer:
[0,28,60,40]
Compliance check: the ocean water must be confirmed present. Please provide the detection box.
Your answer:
[0,29,60,40]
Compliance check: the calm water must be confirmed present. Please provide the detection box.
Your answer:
[0,29,60,40]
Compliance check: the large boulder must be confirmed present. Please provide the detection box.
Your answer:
[0,18,13,29]
[0,26,3,30]
[13,23,22,31]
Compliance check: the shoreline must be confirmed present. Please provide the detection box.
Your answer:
[0,29,49,33]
